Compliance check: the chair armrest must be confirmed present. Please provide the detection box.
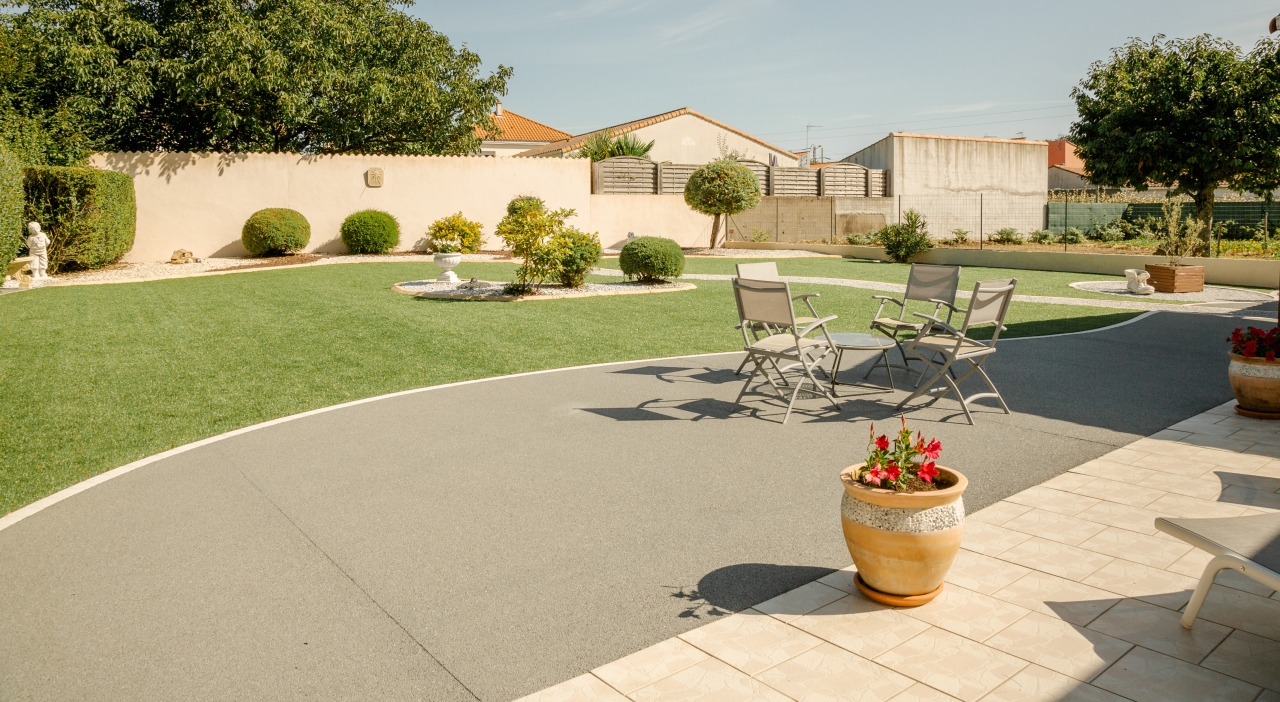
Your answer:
[797,315,839,338]
[911,312,963,337]
[929,299,964,315]
[871,296,903,306]
[792,293,820,301]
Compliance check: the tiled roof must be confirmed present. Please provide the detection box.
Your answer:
[1050,163,1088,176]
[475,110,571,143]
[515,107,795,158]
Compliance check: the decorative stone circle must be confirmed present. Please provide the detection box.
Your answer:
[840,491,965,533]
[392,279,696,302]
[1070,280,1274,303]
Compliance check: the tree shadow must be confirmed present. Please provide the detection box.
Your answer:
[667,563,836,619]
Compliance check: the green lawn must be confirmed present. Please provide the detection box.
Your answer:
[0,261,1139,515]
[596,255,1198,303]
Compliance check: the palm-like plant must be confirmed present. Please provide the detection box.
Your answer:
[575,132,654,161]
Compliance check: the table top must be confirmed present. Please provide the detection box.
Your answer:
[828,332,895,350]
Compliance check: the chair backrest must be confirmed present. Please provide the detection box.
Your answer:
[905,264,961,305]
[736,262,780,281]
[959,279,1017,343]
[733,278,797,329]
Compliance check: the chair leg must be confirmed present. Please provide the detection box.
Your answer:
[970,361,1010,414]
[896,356,950,410]
[1182,554,1242,629]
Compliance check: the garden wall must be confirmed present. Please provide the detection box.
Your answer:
[589,194,712,249]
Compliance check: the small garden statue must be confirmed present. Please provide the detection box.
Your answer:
[26,222,49,282]
[1124,268,1154,295]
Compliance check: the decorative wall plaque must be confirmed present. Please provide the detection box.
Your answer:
[365,168,384,187]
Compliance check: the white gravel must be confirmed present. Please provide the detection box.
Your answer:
[1070,280,1274,302]
[395,279,690,300]
[841,491,965,533]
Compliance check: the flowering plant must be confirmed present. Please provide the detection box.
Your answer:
[1230,327,1280,361]
[857,416,944,491]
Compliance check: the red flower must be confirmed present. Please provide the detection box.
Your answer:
[864,462,887,486]
[920,438,942,459]
[918,461,939,483]
[1269,352,1277,363]
[1244,340,1258,358]
[885,463,902,481]
[1231,330,1244,344]
[875,435,889,451]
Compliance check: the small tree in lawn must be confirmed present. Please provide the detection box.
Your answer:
[684,159,761,248]
[1070,34,1280,244]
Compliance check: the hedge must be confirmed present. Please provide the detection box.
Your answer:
[0,145,21,269]
[341,209,400,254]
[242,208,311,255]
[23,166,136,272]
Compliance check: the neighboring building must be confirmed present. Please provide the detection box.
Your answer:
[1047,139,1093,189]
[516,107,800,166]
[842,132,1049,197]
[475,103,572,157]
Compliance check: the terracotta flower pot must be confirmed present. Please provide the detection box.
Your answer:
[1229,352,1280,419]
[839,464,967,607]
[1145,264,1205,293]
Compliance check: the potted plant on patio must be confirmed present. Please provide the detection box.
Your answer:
[839,417,967,607]
[1228,326,1280,418]
[1145,200,1206,293]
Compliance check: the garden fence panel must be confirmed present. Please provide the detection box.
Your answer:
[818,163,868,197]
[593,157,657,194]
[868,169,888,197]
[658,163,699,195]
[1047,203,1127,234]
[770,167,820,197]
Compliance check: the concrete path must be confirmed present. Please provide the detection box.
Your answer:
[0,311,1249,701]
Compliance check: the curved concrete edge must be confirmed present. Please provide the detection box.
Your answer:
[391,281,697,302]
[0,308,1163,533]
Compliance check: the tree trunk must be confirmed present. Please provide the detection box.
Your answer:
[1193,185,1216,244]
[710,213,722,248]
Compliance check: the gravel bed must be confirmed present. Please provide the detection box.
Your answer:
[394,279,690,300]
[1070,280,1274,302]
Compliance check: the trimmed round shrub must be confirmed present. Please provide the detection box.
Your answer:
[554,227,602,287]
[619,236,684,282]
[341,209,400,254]
[507,195,545,219]
[427,212,482,253]
[683,160,761,248]
[242,208,310,255]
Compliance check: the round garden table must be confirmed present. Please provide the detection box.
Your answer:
[828,332,898,394]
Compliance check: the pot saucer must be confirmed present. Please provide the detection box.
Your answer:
[854,572,944,607]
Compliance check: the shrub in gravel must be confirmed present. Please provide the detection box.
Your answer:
[341,209,400,254]
[1029,229,1055,244]
[242,208,310,255]
[619,236,684,282]
[990,227,1023,245]
[554,227,602,287]
[1059,227,1085,244]
[427,212,482,253]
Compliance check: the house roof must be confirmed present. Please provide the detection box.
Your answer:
[475,109,571,143]
[1050,163,1088,176]
[514,107,796,158]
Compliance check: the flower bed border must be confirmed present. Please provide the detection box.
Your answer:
[391,280,696,302]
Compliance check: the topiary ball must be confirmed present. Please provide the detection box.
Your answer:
[340,209,400,254]
[619,236,685,282]
[242,208,311,256]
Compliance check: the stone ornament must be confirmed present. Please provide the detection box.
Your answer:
[170,249,195,264]
[25,222,49,284]
[2,256,33,289]
[1125,268,1155,295]
[365,168,384,187]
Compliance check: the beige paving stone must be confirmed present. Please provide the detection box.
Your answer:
[591,638,709,694]
[1251,460,1280,479]
[1207,469,1280,493]
[983,612,1131,683]
[1134,473,1225,500]
[967,501,1032,526]
[1191,585,1280,642]
[1165,550,1276,597]
[1167,418,1241,438]
[995,537,1114,582]
[1085,598,1230,664]
[959,521,1032,557]
[1261,690,1280,702]
[1000,509,1107,546]
[1219,428,1280,447]
[678,608,822,675]
[980,664,1129,702]
[899,584,1029,642]
[944,549,1031,595]
[990,571,1123,626]
[1189,447,1274,471]
[1068,478,1167,509]
[628,657,792,702]
[1182,434,1256,452]
[1130,454,1217,479]
[1244,443,1280,460]
[1004,487,1101,516]
[886,683,961,701]
[1091,646,1260,702]
[1079,560,1196,611]
[1096,447,1149,465]
[1220,484,1280,511]
[791,595,931,660]
[817,566,858,594]
[1200,630,1280,693]
[755,581,850,623]
[1144,493,1250,519]
[1126,437,1201,458]
[873,628,1026,702]
[1040,472,1097,492]
[1071,501,1165,535]
[513,673,629,702]
[1076,527,1192,569]
[1069,459,1157,483]
[1142,429,1192,442]
[753,642,914,702]
[1203,402,1238,416]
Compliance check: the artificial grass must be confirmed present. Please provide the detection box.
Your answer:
[0,261,1139,515]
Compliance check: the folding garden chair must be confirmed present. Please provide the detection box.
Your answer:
[894,279,1017,425]
[868,263,962,381]
[1154,512,1280,630]
[733,262,819,375]
[733,278,840,424]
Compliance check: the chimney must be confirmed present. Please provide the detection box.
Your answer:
[494,101,503,117]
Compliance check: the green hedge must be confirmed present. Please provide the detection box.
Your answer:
[0,145,21,269]
[242,208,310,255]
[341,209,400,254]
[619,236,684,282]
[23,166,136,272]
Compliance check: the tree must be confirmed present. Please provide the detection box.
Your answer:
[0,0,511,156]
[683,159,761,248]
[1070,35,1280,242]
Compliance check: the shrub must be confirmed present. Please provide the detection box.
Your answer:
[619,236,685,282]
[0,145,21,269]
[877,209,932,263]
[684,160,761,248]
[1029,229,1054,244]
[845,232,878,246]
[950,228,970,244]
[554,227,602,287]
[427,212,483,253]
[990,228,1023,244]
[1059,227,1085,244]
[750,229,772,243]
[507,195,545,218]
[241,208,310,256]
[340,209,400,254]
[23,166,136,272]
[496,199,577,290]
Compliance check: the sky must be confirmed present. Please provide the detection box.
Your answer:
[419,1,1276,160]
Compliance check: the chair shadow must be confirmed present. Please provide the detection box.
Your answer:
[612,365,742,386]
[579,398,761,422]
[667,563,836,619]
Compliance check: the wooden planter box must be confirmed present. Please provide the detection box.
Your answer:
[1145,264,1205,293]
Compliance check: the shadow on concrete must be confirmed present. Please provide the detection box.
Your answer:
[612,366,742,385]
[668,563,836,619]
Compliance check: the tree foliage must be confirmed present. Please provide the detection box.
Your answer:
[0,0,511,158]
[683,159,761,248]
[1070,35,1280,239]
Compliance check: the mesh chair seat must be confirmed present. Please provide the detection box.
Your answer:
[749,333,830,355]
[872,317,924,331]
[911,335,998,358]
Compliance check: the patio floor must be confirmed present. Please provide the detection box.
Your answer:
[519,402,1280,702]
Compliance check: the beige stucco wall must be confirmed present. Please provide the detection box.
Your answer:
[895,135,1048,197]
[91,152,593,261]
[622,114,799,167]
[589,194,713,249]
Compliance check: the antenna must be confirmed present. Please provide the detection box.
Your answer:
[805,123,823,152]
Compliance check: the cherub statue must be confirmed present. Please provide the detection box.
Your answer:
[1125,268,1154,295]
[26,222,49,280]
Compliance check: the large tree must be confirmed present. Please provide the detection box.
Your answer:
[0,0,511,157]
[1070,34,1280,240]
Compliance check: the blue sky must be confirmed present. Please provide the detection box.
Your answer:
[420,1,1275,159]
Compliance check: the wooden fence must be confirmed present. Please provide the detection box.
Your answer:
[591,157,888,197]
